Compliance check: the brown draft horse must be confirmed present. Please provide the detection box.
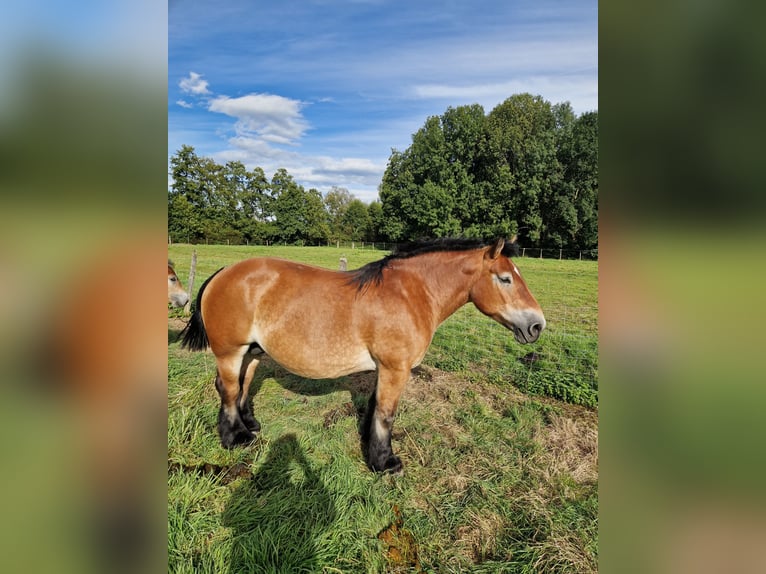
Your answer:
[168,260,190,308]
[181,238,545,473]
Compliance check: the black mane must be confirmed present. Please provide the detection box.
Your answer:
[348,237,519,291]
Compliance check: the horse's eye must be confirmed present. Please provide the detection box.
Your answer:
[498,275,512,284]
[170,276,177,282]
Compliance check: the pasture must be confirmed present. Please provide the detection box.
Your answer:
[168,244,598,573]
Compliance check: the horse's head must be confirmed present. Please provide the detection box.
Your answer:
[469,238,546,344]
[168,263,190,308]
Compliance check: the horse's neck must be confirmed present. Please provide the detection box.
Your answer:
[401,252,480,326]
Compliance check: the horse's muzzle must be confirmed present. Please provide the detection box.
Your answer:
[170,292,190,308]
[507,311,546,344]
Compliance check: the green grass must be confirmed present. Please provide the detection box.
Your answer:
[168,244,598,573]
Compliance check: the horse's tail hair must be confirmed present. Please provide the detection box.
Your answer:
[180,267,224,351]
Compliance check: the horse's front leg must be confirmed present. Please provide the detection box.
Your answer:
[363,365,410,473]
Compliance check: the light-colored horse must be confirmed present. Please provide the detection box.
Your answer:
[168,261,189,308]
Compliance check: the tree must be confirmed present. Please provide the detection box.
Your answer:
[486,93,560,245]
[303,188,331,245]
[563,111,598,249]
[237,165,272,243]
[366,201,384,242]
[270,168,307,243]
[377,94,598,251]
[168,148,335,245]
[342,199,371,241]
[169,145,212,242]
[379,149,416,241]
[168,191,198,243]
[324,186,353,242]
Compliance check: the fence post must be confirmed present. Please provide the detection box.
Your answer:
[559,248,562,260]
[184,250,197,317]
[539,248,543,259]
[339,257,347,271]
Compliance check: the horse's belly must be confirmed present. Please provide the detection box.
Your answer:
[246,300,378,378]
[264,343,376,380]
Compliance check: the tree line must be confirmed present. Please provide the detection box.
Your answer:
[168,93,597,250]
[168,148,378,245]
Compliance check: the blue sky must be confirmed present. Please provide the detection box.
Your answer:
[169,0,597,203]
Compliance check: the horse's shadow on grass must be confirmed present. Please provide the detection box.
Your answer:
[221,433,337,573]
[246,354,378,434]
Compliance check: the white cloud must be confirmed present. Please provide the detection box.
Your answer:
[210,135,384,203]
[312,156,383,178]
[179,71,210,95]
[411,74,598,114]
[208,93,309,145]
[176,99,193,108]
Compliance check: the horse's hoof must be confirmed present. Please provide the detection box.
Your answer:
[384,456,403,474]
[241,413,261,433]
[371,455,403,474]
[220,428,256,449]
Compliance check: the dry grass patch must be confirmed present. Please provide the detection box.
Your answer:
[455,508,507,562]
[537,410,598,488]
[531,531,599,574]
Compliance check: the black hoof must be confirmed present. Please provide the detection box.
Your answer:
[219,425,256,449]
[383,455,403,474]
[240,410,261,433]
[370,455,403,474]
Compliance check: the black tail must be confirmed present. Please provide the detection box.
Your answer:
[180,267,224,351]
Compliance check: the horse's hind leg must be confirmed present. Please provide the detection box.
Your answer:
[237,349,261,432]
[363,366,410,473]
[214,349,256,448]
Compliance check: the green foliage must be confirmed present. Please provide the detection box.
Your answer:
[342,198,371,241]
[366,200,384,241]
[169,93,597,252]
[324,186,353,242]
[379,94,598,250]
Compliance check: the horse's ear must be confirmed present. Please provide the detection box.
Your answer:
[486,238,504,260]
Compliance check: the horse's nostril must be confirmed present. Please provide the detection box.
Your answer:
[530,322,542,336]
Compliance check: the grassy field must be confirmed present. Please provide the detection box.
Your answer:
[168,244,598,573]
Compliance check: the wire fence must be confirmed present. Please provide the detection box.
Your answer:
[426,285,598,408]
[169,237,598,261]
